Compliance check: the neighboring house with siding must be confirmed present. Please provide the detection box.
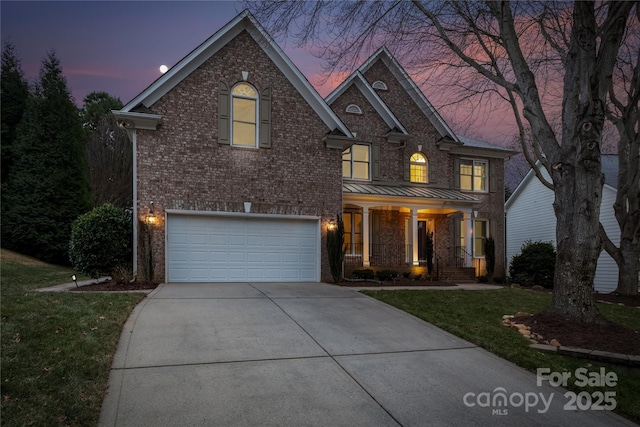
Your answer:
[113,10,514,283]
[505,155,621,293]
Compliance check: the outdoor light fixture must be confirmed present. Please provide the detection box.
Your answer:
[146,202,157,225]
[327,219,338,231]
[71,274,78,288]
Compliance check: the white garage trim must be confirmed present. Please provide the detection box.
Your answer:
[165,210,321,283]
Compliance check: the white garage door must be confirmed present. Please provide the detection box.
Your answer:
[167,214,319,282]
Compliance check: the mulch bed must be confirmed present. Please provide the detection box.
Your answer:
[70,281,159,292]
[339,278,461,287]
[594,292,640,307]
[515,308,640,356]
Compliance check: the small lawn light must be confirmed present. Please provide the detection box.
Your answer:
[71,274,78,288]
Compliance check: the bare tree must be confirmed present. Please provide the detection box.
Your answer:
[600,12,640,296]
[87,115,132,208]
[247,0,638,322]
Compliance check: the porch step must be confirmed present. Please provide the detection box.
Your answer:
[438,267,477,284]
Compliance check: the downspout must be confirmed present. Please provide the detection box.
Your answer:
[132,130,137,279]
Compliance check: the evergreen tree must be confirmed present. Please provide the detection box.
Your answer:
[80,91,123,133]
[1,42,29,183]
[2,51,90,263]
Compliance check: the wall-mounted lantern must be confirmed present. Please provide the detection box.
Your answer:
[145,202,157,225]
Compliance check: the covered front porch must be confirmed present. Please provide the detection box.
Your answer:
[342,183,485,278]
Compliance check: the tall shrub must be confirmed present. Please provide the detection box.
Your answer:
[69,204,132,278]
[425,232,434,279]
[484,236,496,282]
[509,240,556,288]
[326,214,345,282]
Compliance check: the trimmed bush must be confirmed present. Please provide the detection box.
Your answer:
[352,269,375,280]
[484,236,496,281]
[377,270,399,281]
[326,214,345,282]
[509,240,556,288]
[69,203,132,278]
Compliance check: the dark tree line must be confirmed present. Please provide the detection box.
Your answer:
[1,43,131,264]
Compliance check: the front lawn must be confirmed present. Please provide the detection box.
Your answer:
[363,288,640,424]
[1,250,145,427]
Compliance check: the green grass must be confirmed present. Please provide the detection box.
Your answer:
[1,250,145,427]
[363,288,640,424]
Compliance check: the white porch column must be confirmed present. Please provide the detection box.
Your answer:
[411,209,419,266]
[362,206,370,267]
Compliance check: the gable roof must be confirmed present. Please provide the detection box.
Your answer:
[325,70,408,134]
[505,156,619,210]
[455,135,517,158]
[117,9,352,137]
[358,47,458,142]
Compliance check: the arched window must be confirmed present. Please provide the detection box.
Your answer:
[410,153,428,183]
[231,83,258,147]
[372,80,388,91]
[345,104,363,114]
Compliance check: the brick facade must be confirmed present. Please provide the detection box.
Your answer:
[332,54,509,278]
[135,30,343,282]
[124,13,511,283]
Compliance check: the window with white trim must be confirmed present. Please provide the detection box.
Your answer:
[410,153,428,183]
[343,211,363,255]
[473,220,488,257]
[460,159,487,192]
[231,83,258,147]
[342,144,370,180]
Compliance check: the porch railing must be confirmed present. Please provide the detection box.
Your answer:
[455,246,481,275]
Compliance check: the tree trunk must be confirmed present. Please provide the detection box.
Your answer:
[616,238,640,296]
[547,106,606,324]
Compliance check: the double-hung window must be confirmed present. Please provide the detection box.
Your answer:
[231,83,258,147]
[460,159,487,192]
[410,153,427,183]
[342,144,370,180]
[343,211,363,255]
[473,220,487,257]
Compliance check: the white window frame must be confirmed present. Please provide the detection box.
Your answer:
[472,219,488,258]
[231,82,259,148]
[460,158,488,192]
[410,152,428,183]
[342,143,371,181]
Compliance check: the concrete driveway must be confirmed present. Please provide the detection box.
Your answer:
[99,282,633,426]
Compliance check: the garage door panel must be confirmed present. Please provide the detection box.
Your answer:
[210,251,228,262]
[167,215,318,282]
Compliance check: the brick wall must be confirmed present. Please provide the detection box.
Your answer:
[334,57,507,278]
[135,30,343,282]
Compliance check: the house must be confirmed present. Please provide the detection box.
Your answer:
[505,155,621,292]
[113,10,514,283]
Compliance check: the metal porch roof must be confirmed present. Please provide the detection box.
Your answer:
[343,182,479,202]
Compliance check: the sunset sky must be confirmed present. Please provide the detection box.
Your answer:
[1,1,517,145]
